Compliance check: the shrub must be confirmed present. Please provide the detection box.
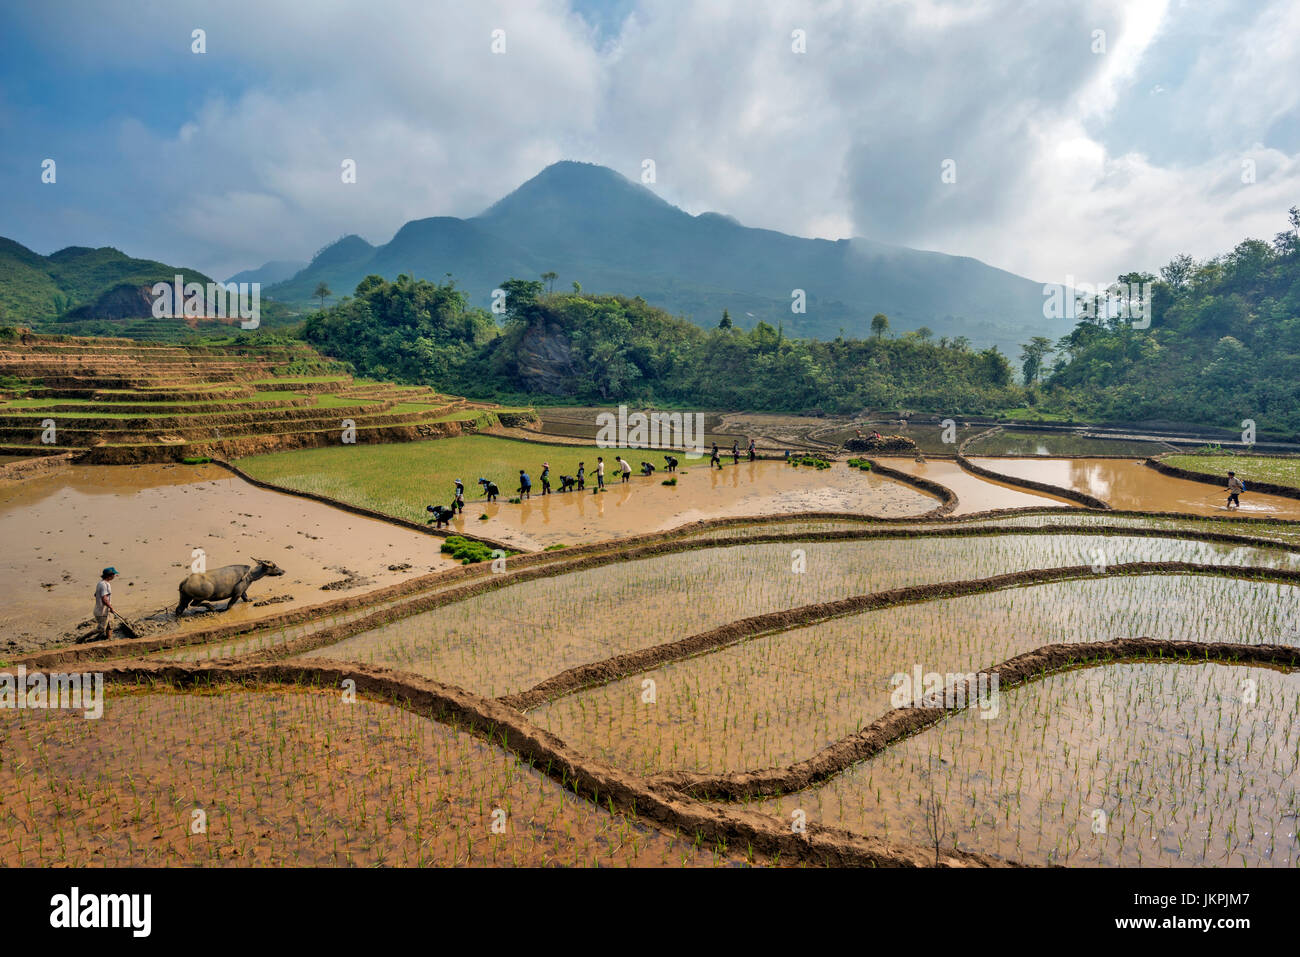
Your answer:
[662,477,677,486]
[181,456,213,465]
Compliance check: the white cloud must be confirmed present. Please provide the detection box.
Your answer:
[4,0,1298,286]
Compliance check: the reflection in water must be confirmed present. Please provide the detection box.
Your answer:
[971,458,1300,518]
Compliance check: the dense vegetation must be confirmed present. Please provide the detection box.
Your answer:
[301,273,498,383]
[301,274,1018,416]
[8,203,1298,433]
[1037,207,1300,434]
[0,239,213,323]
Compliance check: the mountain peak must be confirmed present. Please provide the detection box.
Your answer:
[310,234,374,268]
[477,161,675,222]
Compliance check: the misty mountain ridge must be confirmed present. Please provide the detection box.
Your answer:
[267,160,1059,354]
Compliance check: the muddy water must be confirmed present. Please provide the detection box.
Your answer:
[530,575,1300,776]
[874,457,1076,513]
[965,431,1169,457]
[748,663,1300,867]
[467,460,938,550]
[971,457,1300,518]
[0,465,454,652]
[0,687,745,867]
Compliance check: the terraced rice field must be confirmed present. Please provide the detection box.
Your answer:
[873,457,1077,512]
[745,663,1300,867]
[0,686,745,867]
[308,535,1299,696]
[11,410,1300,869]
[970,457,1300,519]
[965,430,1171,457]
[1162,454,1300,491]
[0,333,521,463]
[238,436,939,549]
[527,575,1300,776]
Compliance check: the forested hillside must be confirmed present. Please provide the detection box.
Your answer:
[302,274,1017,415]
[1042,206,1300,432]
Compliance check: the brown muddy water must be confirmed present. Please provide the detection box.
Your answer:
[873,457,1077,513]
[747,662,1300,867]
[0,465,454,652]
[971,457,1300,518]
[472,460,939,550]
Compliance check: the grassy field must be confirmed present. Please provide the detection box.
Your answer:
[1163,454,1300,490]
[236,434,668,524]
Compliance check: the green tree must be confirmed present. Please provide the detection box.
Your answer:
[1019,336,1053,385]
[870,313,890,338]
[313,282,331,311]
[541,271,558,293]
[719,308,732,330]
[499,278,544,320]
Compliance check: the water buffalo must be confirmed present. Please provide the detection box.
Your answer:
[176,558,285,616]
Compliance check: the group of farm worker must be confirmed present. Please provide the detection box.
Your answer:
[448,439,759,507]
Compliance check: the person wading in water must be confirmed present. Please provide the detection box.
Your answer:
[1226,471,1245,509]
[93,567,118,639]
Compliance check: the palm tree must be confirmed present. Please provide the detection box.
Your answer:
[313,282,332,311]
[541,271,558,293]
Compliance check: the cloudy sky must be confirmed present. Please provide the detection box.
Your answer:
[2,0,1297,285]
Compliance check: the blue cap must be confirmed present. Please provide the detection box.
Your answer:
[102,567,119,576]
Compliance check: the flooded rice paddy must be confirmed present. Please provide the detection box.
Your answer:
[0,464,451,652]
[970,457,1300,519]
[307,536,1297,697]
[873,457,1077,512]
[745,663,1300,867]
[529,575,1300,776]
[0,687,743,867]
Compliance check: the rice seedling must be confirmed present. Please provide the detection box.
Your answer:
[529,574,1300,776]
[742,662,1300,867]
[0,685,755,868]
[308,534,1299,697]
